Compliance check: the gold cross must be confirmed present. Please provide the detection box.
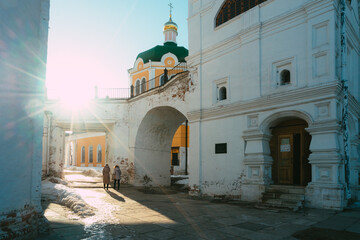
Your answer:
[168,3,173,18]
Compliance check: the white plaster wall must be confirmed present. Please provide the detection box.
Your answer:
[0,0,49,237]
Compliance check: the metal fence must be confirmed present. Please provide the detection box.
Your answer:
[96,87,130,99]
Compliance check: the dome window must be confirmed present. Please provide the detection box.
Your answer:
[280,70,291,86]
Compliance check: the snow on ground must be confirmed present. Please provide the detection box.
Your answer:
[175,178,189,185]
[65,166,103,177]
[171,175,189,186]
[42,177,95,217]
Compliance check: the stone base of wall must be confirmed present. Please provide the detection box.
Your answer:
[240,183,265,202]
[305,183,347,210]
[0,207,48,240]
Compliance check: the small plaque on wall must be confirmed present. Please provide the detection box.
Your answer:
[215,143,227,154]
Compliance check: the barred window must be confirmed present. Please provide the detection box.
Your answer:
[216,0,267,27]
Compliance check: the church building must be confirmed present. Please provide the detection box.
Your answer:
[128,11,188,96]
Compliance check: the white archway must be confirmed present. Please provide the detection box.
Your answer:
[133,106,187,186]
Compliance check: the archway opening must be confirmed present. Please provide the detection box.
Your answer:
[134,107,189,186]
[269,118,311,186]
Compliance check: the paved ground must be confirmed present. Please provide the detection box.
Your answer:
[38,184,360,240]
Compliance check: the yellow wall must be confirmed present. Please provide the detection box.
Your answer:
[172,125,189,147]
[132,70,149,87]
[76,136,106,167]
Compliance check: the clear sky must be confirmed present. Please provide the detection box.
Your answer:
[46,0,188,98]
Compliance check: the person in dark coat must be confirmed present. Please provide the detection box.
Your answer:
[113,165,121,190]
[102,164,111,190]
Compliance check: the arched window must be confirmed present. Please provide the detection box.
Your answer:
[141,78,146,93]
[89,145,93,163]
[216,0,267,27]
[97,144,102,163]
[219,86,227,100]
[280,70,290,85]
[81,146,85,163]
[135,80,140,95]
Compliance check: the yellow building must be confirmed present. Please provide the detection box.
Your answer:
[65,132,106,168]
[171,122,189,175]
[76,135,105,167]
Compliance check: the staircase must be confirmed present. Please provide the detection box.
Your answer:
[260,185,305,211]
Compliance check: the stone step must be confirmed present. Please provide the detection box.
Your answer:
[266,185,305,194]
[262,192,304,201]
[263,198,303,211]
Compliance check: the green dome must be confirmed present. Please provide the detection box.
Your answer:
[136,42,188,64]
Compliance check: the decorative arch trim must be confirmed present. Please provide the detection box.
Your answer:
[161,52,179,67]
[260,110,313,135]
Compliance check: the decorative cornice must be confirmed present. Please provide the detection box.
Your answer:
[188,82,341,122]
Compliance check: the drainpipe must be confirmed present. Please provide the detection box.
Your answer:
[340,0,351,200]
[198,0,203,195]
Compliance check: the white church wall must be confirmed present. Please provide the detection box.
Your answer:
[0,0,49,238]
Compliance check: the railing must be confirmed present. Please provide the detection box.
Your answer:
[131,62,187,97]
[45,62,188,100]
[95,87,130,99]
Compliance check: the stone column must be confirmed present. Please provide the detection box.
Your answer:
[241,129,273,201]
[48,124,65,178]
[305,120,347,209]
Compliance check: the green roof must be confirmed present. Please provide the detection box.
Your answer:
[136,42,188,64]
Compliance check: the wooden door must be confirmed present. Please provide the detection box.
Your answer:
[278,134,293,185]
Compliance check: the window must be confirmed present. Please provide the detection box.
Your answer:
[280,70,290,85]
[215,143,227,154]
[171,147,179,166]
[81,146,85,163]
[89,145,93,163]
[135,80,140,95]
[141,78,146,93]
[219,86,227,100]
[216,0,267,27]
[214,78,228,103]
[97,145,102,163]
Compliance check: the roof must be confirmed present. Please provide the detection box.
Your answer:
[136,42,188,64]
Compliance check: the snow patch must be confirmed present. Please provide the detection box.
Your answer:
[42,178,96,217]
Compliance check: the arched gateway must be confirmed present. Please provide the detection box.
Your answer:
[133,107,188,186]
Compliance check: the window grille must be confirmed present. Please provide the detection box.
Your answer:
[216,0,267,27]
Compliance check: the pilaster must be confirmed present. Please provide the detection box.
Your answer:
[305,120,347,209]
[241,129,273,201]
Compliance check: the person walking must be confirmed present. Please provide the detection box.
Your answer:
[113,165,121,190]
[102,164,110,190]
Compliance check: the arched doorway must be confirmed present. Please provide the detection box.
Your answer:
[133,107,188,186]
[270,119,311,186]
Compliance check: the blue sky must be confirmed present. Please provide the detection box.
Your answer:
[46,0,188,95]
